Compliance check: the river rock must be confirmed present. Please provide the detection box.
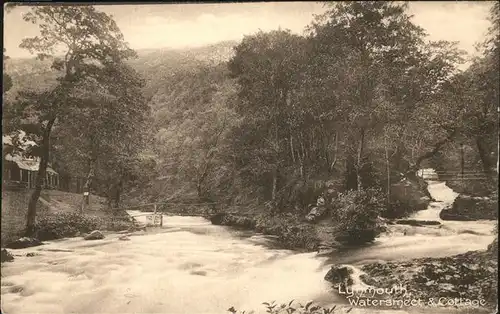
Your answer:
[324,265,354,289]
[6,237,43,249]
[361,250,498,306]
[395,219,441,226]
[439,209,474,221]
[210,213,226,225]
[119,235,131,241]
[1,249,14,263]
[128,225,146,232]
[84,230,105,240]
[445,194,498,221]
[305,206,327,222]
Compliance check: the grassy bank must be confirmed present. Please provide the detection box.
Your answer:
[1,190,134,246]
[1,190,49,245]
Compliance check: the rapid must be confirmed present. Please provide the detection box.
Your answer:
[0,169,495,314]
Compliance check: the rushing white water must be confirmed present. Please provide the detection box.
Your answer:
[1,217,337,314]
[1,169,495,314]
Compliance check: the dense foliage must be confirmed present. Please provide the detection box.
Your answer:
[140,2,493,215]
[333,188,385,244]
[3,6,149,235]
[3,2,498,237]
[227,300,346,314]
[34,212,131,241]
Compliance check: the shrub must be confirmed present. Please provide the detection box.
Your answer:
[227,300,345,314]
[255,213,319,251]
[332,188,385,244]
[382,178,430,219]
[34,212,132,240]
[384,198,427,219]
[102,218,134,232]
[34,212,101,241]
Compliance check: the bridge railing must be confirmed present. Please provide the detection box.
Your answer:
[121,202,221,227]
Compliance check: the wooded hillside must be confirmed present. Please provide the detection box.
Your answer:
[4,2,497,217]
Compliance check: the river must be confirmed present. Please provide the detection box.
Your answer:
[0,169,495,314]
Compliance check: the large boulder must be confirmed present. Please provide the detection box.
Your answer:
[383,178,432,219]
[119,235,131,241]
[324,265,354,289]
[6,237,43,249]
[439,209,474,221]
[210,213,226,225]
[444,194,498,221]
[335,229,379,245]
[305,206,327,222]
[1,249,14,263]
[83,230,105,240]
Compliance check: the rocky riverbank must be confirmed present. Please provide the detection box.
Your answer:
[1,211,136,262]
[210,212,321,251]
[441,194,498,221]
[210,174,434,251]
[325,244,498,310]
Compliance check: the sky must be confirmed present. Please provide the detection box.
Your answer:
[3,1,495,59]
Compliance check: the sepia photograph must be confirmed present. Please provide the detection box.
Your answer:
[1,1,499,313]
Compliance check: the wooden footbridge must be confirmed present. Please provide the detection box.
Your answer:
[119,202,221,227]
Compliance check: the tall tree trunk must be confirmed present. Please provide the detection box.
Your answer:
[323,130,330,172]
[197,179,204,201]
[299,132,306,179]
[271,120,280,203]
[384,132,391,204]
[406,130,458,178]
[271,167,278,202]
[476,136,494,176]
[25,117,56,237]
[356,128,365,191]
[106,192,113,210]
[290,133,296,164]
[329,130,338,172]
[114,180,122,209]
[81,156,96,213]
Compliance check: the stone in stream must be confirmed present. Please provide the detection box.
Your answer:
[1,249,14,263]
[210,212,226,225]
[444,194,498,221]
[324,265,354,289]
[128,225,147,232]
[6,237,43,249]
[439,209,474,221]
[119,235,131,241]
[84,230,105,240]
[395,219,441,227]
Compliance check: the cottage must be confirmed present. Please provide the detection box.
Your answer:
[3,154,59,189]
[2,134,59,189]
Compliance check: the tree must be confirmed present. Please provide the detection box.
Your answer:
[309,2,466,186]
[3,49,13,94]
[228,29,308,204]
[154,64,239,203]
[3,6,140,236]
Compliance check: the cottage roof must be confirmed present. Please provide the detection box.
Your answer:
[5,154,58,174]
